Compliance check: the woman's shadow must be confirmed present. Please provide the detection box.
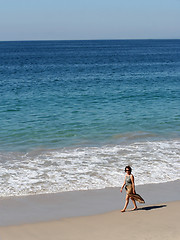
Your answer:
[137,204,167,211]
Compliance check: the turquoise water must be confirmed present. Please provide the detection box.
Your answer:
[0,40,180,196]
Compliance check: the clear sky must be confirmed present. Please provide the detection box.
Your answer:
[0,0,180,41]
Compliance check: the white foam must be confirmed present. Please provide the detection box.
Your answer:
[0,139,179,197]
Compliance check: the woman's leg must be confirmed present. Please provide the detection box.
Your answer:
[130,197,137,210]
[121,194,129,212]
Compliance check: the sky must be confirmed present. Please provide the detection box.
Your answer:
[0,0,180,41]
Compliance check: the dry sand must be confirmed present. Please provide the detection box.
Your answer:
[0,201,179,240]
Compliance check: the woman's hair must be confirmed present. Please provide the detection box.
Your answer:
[125,165,132,173]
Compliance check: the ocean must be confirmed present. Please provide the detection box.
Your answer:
[0,39,180,197]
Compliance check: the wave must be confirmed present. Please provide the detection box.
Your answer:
[0,139,179,197]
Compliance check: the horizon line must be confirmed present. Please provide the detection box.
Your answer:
[0,38,180,42]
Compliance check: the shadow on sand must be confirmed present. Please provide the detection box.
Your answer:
[137,204,167,211]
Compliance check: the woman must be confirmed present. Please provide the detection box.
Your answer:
[120,166,145,212]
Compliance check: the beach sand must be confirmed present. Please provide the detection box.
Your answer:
[0,180,180,239]
[0,201,179,240]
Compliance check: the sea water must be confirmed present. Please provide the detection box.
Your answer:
[0,40,180,197]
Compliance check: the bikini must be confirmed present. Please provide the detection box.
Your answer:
[125,175,132,190]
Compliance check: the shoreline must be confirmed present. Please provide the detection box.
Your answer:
[1,138,179,197]
[0,180,179,226]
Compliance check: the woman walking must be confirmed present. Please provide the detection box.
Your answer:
[120,166,145,212]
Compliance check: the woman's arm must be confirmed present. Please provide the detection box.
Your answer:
[131,174,136,194]
[120,177,126,192]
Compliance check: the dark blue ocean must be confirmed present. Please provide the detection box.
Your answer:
[0,40,180,196]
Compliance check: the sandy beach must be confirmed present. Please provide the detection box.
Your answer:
[0,180,180,239]
[0,201,179,240]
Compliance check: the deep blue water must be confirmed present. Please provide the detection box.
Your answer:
[0,40,180,152]
[0,40,180,196]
